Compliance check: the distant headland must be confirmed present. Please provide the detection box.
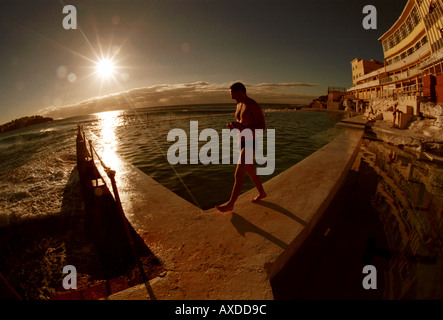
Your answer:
[0,115,53,134]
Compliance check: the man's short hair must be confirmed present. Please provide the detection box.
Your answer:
[230,82,246,93]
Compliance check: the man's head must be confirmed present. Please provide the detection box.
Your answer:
[230,82,247,102]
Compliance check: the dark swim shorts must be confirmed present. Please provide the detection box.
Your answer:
[240,140,255,151]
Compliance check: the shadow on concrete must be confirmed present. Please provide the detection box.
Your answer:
[53,166,163,299]
[253,200,307,226]
[270,153,390,300]
[231,213,288,250]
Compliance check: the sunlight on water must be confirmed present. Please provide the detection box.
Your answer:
[89,110,134,208]
[95,110,123,171]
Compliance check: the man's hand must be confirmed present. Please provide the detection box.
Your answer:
[227,122,235,129]
[227,122,245,130]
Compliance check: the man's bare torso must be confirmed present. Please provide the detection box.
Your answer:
[235,98,261,128]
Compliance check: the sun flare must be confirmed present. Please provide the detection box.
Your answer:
[96,58,115,78]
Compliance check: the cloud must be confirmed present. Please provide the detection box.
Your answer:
[38,81,319,119]
[253,82,319,88]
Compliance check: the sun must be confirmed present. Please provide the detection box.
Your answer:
[95,58,115,78]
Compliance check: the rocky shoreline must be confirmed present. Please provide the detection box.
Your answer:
[366,117,443,159]
[0,115,53,134]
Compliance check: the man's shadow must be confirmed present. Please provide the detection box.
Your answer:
[230,213,288,250]
[253,200,308,227]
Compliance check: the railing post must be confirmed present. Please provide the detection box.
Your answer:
[88,140,94,162]
[88,140,98,186]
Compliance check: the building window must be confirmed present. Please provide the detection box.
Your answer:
[386,35,428,66]
[383,6,421,53]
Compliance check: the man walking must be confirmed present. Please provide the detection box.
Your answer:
[216,82,267,213]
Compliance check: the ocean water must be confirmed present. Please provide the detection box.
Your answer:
[0,104,345,227]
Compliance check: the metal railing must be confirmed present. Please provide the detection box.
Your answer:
[328,86,347,93]
[77,125,155,299]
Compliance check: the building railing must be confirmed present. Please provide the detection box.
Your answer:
[419,46,443,70]
[380,77,394,85]
[328,86,347,93]
[351,79,380,91]
[378,66,421,86]
[380,83,423,98]
[398,83,423,97]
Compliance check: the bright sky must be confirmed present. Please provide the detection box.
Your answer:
[0,0,406,124]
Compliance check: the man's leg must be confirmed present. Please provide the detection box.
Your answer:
[215,162,246,213]
[216,147,249,213]
[216,147,267,213]
[245,164,267,202]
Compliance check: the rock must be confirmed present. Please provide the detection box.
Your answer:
[420,102,443,118]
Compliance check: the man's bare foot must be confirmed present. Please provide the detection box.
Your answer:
[215,203,234,213]
[251,192,266,202]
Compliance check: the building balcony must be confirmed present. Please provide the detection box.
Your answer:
[380,66,421,85]
[419,47,443,70]
[350,79,380,91]
[385,42,430,73]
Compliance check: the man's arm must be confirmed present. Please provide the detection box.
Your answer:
[250,101,266,130]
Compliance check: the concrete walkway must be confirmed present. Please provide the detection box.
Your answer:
[105,116,367,300]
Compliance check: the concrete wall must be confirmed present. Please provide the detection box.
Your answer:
[398,96,419,115]
[327,101,342,110]
[328,92,345,102]
[398,113,414,129]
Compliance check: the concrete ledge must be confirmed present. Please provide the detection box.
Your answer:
[381,112,413,129]
[339,114,369,127]
[105,116,366,300]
